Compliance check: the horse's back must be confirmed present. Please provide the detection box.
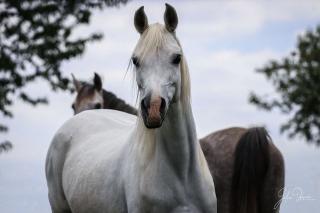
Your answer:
[48,109,136,165]
[46,109,136,213]
[64,109,135,140]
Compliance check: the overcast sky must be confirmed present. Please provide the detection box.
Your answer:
[1,0,320,212]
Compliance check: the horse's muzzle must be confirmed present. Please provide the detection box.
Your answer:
[141,96,166,129]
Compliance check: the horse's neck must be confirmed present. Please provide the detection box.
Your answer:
[158,102,199,178]
[103,90,137,115]
[134,101,201,180]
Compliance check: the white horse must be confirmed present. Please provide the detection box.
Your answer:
[45,4,217,213]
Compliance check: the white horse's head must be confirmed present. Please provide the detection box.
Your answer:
[133,4,190,129]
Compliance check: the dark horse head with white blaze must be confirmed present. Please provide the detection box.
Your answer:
[133,4,189,128]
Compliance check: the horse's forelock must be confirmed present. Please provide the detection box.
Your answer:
[77,83,96,99]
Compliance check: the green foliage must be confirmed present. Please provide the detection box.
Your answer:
[249,25,320,144]
[0,0,128,151]
[0,141,12,153]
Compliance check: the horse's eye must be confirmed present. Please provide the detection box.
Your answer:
[71,104,75,110]
[172,54,181,65]
[94,103,102,109]
[132,56,140,67]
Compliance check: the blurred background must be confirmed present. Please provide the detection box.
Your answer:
[0,0,319,212]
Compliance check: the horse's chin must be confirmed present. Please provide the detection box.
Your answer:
[141,113,165,129]
[144,119,163,129]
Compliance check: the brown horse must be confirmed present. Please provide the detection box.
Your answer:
[71,73,137,115]
[70,74,284,212]
[200,127,285,213]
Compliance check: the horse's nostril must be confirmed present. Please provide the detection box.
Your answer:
[160,98,166,113]
[141,99,148,112]
[94,103,102,109]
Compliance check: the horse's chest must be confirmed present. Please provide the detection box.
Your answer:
[139,177,202,213]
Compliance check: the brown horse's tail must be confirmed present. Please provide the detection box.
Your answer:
[231,127,270,213]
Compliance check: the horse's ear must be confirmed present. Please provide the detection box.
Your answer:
[164,3,178,32]
[71,74,82,92]
[134,6,148,34]
[93,72,102,91]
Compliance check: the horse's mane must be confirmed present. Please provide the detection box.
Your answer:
[133,23,191,105]
[102,89,137,115]
[79,82,137,115]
